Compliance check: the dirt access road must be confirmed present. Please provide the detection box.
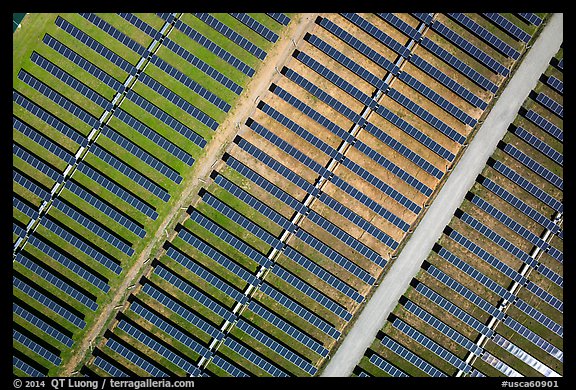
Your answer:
[60,12,318,375]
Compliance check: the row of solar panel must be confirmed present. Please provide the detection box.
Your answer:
[381,335,446,377]
[14,302,74,348]
[13,144,62,183]
[535,93,563,118]
[502,143,562,190]
[229,13,279,43]
[80,13,148,57]
[105,337,168,377]
[513,126,563,166]
[13,329,62,366]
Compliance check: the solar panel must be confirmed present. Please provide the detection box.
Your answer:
[170,18,254,76]
[403,299,484,355]
[13,144,62,183]
[13,275,86,329]
[247,300,329,357]
[117,13,163,41]
[13,196,39,221]
[491,333,557,377]
[13,331,62,369]
[266,13,290,26]
[55,16,135,75]
[147,55,230,113]
[89,144,170,203]
[259,283,341,339]
[141,282,224,340]
[194,13,266,60]
[368,354,409,377]
[15,252,98,311]
[14,222,27,240]
[161,37,242,95]
[535,263,563,288]
[27,235,110,293]
[380,336,446,377]
[154,264,235,323]
[235,319,316,375]
[513,127,562,166]
[272,265,352,321]
[156,13,175,24]
[491,161,563,212]
[176,224,258,287]
[188,210,273,269]
[392,318,472,373]
[39,216,123,276]
[222,337,288,377]
[13,91,87,147]
[317,16,399,75]
[113,108,194,166]
[430,20,509,76]
[13,117,75,166]
[272,85,432,196]
[481,351,522,377]
[228,13,279,42]
[13,355,46,377]
[448,228,526,284]
[92,356,129,377]
[448,13,520,59]
[420,37,498,93]
[13,302,74,348]
[517,13,542,26]
[557,58,563,70]
[17,70,99,129]
[502,143,563,189]
[524,281,563,312]
[117,319,200,374]
[377,13,422,41]
[426,263,506,320]
[503,317,562,362]
[129,300,212,359]
[482,13,532,43]
[514,298,563,336]
[165,246,248,306]
[469,369,486,377]
[546,76,563,94]
[13,170,51,202]
[415,282,493,337]
[535,93,563,118]
[411,13,434,25]
[210,355,250,377]
[105,337,168,377]
[79,13,148,57]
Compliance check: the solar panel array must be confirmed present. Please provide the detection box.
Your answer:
[368,354,409,377]
[502,143,562,189]
[13,328,63,366]
[105,337,168,377]
[513,126,563,166]
[13,302,74,348]
[482,13,532,43]
[535,93,563,118]
[228,13,279,42]
[13,117,76,165]
[380,336,446,377]
[517,13,543,26]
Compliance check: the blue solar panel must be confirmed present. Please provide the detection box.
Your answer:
[546,76,563,94]
[80,13,147,57]
[176,225,258,287]
[13,302,74,348]
[412,13,434,25]
[210,355,250,377]
[13,196,38,221]
[13,144,62,182]
[392,318,472,373]
[377,13,422,41]
[147,55,230,114]
[13,91,87,147]
[13,117,76,165]
[247,300,329,357]
[259,282,341,339]
[491,160,562,212]
[125,88,206,148]
[162,37,242,95]
[105,337,168,377]
[13,170,51,202]
[90,144,170,202]
[513,127,562,166]
[222,336,288,377]
[13,275,86,329]
[13,356,46,377]
[517,13,542,26]
[557,58,563,70]
[17,70,99,129]
[170,18,255,77]
[13,329,62,366]
[117,13,163,41]
[535,263,563,288]
[228,13,279,42]
[113,108,194,166]
[13,222,27,240]
[235,319,315,375]
[482,13,532,43]
[168,245,248,308]
[368,354,409,377]
[272,265,352,321]
[194,13,266,60]
[514,299,563,336]
[448,13,520,59]
[523,109,563,142]
[502,143,562,189]
[27,235,110,293]
[524,281,563,312]
[420,37,498,93]
[92,356,129,377]
[154,264,235,323]
[141,282,224,340]
[15,252,98,311]
[55,16,135,75]
[380,336,446,377]
[535,93,563,118]
[266,13,290,26]
[431,20,509,76]
[317,16,399,74]
[503,317,562,362]
[39,217,123,275]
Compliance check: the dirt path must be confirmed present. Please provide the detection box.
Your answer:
[60,12,317,376]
